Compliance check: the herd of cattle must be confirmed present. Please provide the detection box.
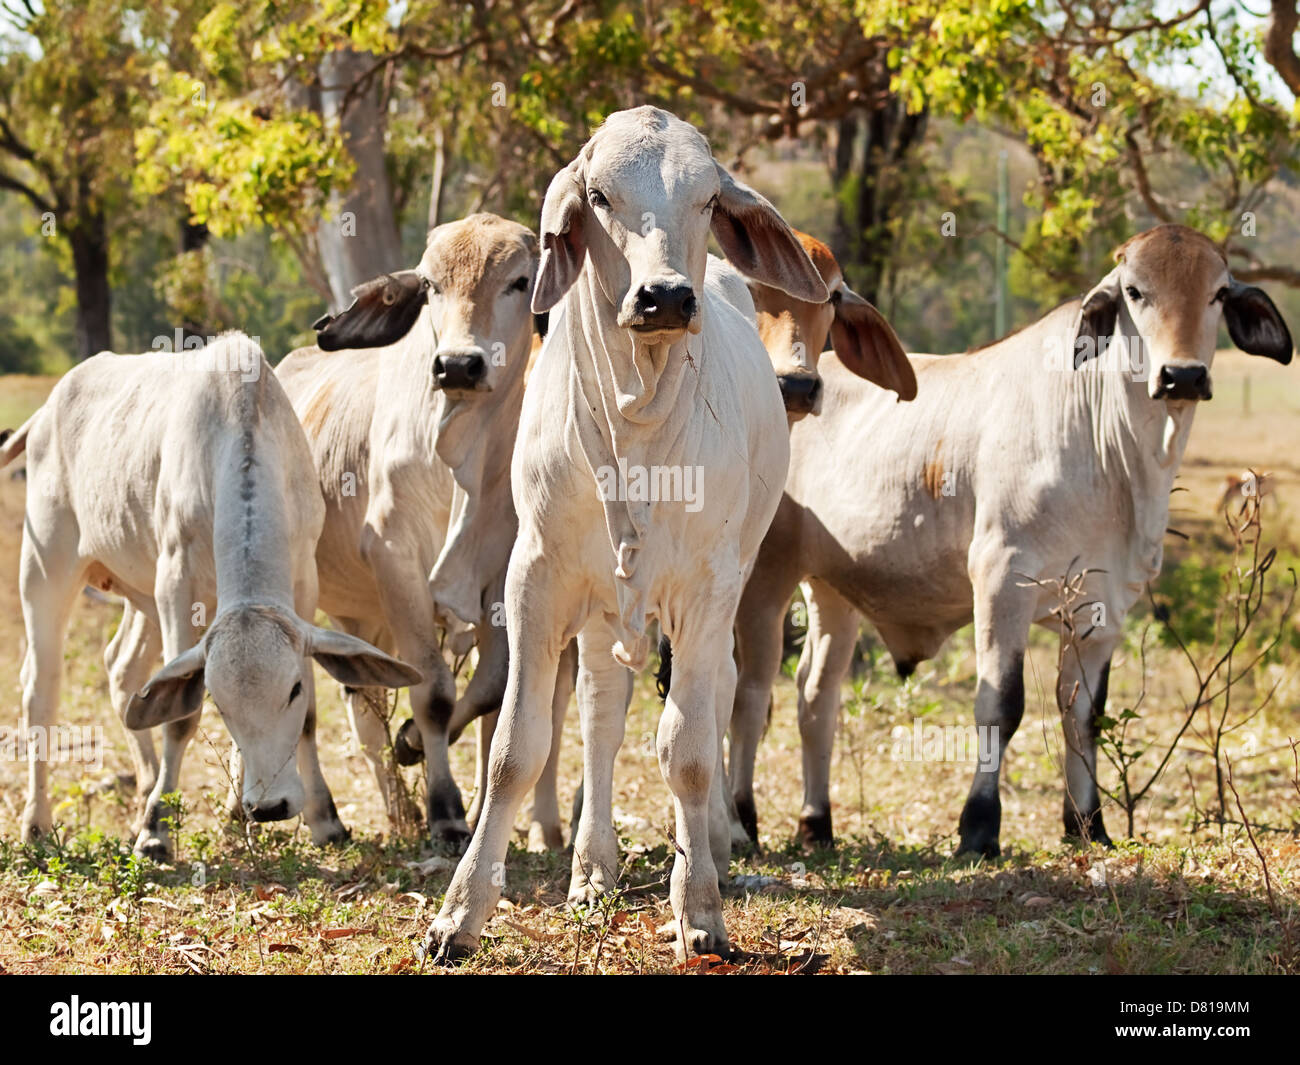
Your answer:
[0,106,1292,962]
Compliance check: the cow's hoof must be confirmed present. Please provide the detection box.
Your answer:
[956,794,1001,860]
[567,869,616,907]
[676,921,732,962]
[311,822,351,848]
[428,819,472,851]
[527,822,564,853]
[1064,809,1114,848]
[134,835,172,862]
[729,819,754,852]
[954,838,1000,860]
[796,811,834,849]
[393,719,424,766]
[734,795,759,844]
[422,921,478,966]
[20,819,49,845]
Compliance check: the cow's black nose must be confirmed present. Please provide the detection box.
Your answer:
[245,798,290,823]
[777,374,822,414]
[433,353,487,390]
[1156,364,1211,401]
[632,283,697,330]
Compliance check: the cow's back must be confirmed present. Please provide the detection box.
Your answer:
[27,342,313,599]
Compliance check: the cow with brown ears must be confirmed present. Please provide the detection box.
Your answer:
[729,223,1291,855]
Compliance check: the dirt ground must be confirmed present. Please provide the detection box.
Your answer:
[0,354,1296,974]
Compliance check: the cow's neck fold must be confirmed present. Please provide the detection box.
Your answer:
[1054,319,1197,583]
[565,268,699,667]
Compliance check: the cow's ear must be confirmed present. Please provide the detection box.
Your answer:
[711,164,828,305]
[125,644,207,730]
[305,625,424,689]
[533,160,587,314]
[1073,268,1121,368]
[830,286,917,400]
[312,270,429,351]
[1225,281,1292,364]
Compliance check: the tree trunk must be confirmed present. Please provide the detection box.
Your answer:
[69,212,111,360]
[180,217,210,344]
[428,122,447,232]
[318,48,403,310]
[829,101,928,307]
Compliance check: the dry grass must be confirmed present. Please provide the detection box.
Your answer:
[0,355,1297,975]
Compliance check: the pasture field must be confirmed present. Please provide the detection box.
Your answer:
[0,356,1297,975]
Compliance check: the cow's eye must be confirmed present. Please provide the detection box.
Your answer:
[1125,285,1143,302]
[587,187,610,209]
[507,275,530,294]
[703,194,718,214]
[289,680,303,703]
[1213,286,1229,304]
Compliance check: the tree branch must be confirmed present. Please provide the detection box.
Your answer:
[1263,0,1300,96]
[0,168,53,214]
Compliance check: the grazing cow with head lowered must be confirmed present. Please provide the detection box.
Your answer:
[424,106,827,962]
[729,224,1292,854]
[276,213,541,842]
[0,333,420,858]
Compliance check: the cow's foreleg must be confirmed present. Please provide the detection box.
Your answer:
[18,537,81,843]
[568,621,633,903]
[104,603,162,818]
[527,639,576,850]
[957,549,1034,858]
[135,570,203,860]
[467,709,496,831]
[294,663,350,846]
[729,558,799,846]
[367,541,466,844]
[1057,632,1116,847]
[660,612,733,960]
[290,580,350,846]
[424,557,568,963]
[794,579,860,847]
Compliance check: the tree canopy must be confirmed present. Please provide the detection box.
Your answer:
[3,0,1300,367]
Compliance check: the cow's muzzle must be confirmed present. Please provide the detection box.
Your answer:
[777,373,822,415]
[1154,364,1212,401]
[433,352,488,391]
[630,281,697,332]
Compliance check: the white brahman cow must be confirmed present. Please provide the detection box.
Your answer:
[729,224,1291,855]
[0,333,420,858]
[276,214,542,843]
[423,106,827,961]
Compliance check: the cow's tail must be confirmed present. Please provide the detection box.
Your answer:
[0,411,36,469]
[654,633,673,700]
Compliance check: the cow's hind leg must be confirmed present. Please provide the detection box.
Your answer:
[794,579,860,847]
[569,621,632,903]
[18,538,83,843]
[729,553,799,846]
[1057,631,1117,847]
[956,547,1036,859]
[528,638,576,851]
[104,603,162,821]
